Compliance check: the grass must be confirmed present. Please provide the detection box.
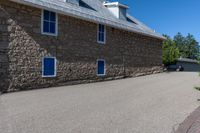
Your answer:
[194,86,200,91]
[194,72,200,91]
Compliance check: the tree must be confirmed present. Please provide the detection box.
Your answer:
[174,32,186,57]
[162,35,180,66]
[184,34,199,59]
[173,33,199,59]
[162,33,200,65]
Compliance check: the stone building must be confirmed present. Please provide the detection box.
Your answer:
[0,0,165,92]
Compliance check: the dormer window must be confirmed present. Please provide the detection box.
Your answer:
[104,2,129,21]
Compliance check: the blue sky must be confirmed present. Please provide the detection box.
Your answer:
[111,0,200,42]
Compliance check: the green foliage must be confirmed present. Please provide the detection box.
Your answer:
[162,36,180,65]
[174,32,186,57]
[194,86,200,91]
[162,33,199,66]
[174,33,199,59]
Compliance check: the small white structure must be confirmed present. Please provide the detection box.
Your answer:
[103,2,129,21]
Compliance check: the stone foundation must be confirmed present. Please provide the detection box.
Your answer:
[0,0,163,93]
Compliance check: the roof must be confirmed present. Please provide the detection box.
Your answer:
[177,58,199,63]
[10,0,166,40]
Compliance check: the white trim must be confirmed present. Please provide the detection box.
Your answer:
[97,24,106,44]
[96,59,106,76]
[41,10,58,36]
[42,57,57,78]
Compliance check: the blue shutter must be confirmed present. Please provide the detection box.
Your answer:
[43,58,56,77]
[98,60,105,75]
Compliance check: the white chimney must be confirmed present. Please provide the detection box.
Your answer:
[103,2,129,21]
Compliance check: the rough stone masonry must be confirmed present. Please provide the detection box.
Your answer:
[0,0,163,93]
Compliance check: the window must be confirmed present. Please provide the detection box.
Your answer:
[42,57,57,77]
[97,24,106,44]
[42,10,57,36]
[97,59,106,76]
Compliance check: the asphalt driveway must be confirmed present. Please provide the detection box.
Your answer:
[0,72,200,133]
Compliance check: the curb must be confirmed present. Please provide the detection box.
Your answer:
[175,106,200,133]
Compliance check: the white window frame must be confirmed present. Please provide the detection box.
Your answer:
[97,24,106,44]
[41,10,58,36]
[96,59,106,76]
[42,57,57,78]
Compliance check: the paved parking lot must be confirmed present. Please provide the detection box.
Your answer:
[0,72,200,133]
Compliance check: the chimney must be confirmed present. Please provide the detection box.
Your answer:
[103,1,129,21]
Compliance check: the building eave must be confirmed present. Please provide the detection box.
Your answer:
[10,0,166,40]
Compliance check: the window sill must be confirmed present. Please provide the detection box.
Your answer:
[97,41,106,44]
[42,75,57,78]
[41,32,58,37]
[97,74,106,76]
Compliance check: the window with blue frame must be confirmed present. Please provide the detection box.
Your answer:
[97,24,106,44]
[97,59,106,76]
[42,10,57,35]
[42,57,56,77]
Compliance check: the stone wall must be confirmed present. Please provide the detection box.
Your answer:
[0,4,9,93]
[0,0,163,92]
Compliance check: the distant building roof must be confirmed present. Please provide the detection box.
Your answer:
[10,0,166,40]
[177,58,199,63]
